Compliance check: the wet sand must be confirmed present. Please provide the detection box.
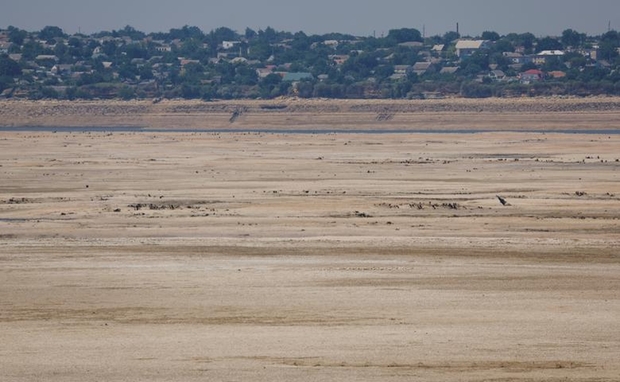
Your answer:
[1,101,620,381]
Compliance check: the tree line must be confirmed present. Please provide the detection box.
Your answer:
[1,25,620,100]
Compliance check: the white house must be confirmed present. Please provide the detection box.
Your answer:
[323,40,339,48]
[533,50,565,65]
[222,41,240,50]
[455,40,491,59]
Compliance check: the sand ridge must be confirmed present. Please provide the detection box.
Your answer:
[3,97,620,131]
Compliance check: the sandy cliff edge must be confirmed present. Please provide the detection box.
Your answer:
[2,97,620,131]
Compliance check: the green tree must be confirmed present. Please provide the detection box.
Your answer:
[481,31,500,41]
[424,35,443,46]
[342,51,380,79]
[387,79,413,98]
[460,81,493,98]
[7,26,27,45]
[537,37,563,52]
[245,27,257,40]
[179,38,204,59]
[121,43,148,60]
[102,41,118,57]
[442,31,460,44]
[259,73,283,98]
[169,25,204,40]
[21,40,45,60]
[601,30,620,44]
[296,81,314,98]
[28,84,58,100]
[234,64,258,85]
[0,75,14,93]
[561,29,586,48]
[489,52,511,71]
[599,30,620,61]
[209,27,239,45]
[54,43,69,60]
[563,52,587,68]
[599,41,619,61]
[387,28,423,43]
[580,67,608,82]
[67,37,87,59]
[138,65,154,80]
[247,40,273,61]
[542,56,566,71]
[39,26,66,41]
[119,85,136,100]
[258,27,278,43]
[117,63,138,81]
[77,72,105,86]
[493,39,514,53]
[65,86,78,100]
[459,51,489,76]
[0,55,22,77]
[117,25,145,40]
[182,62,205,77]
[505,33,536,53]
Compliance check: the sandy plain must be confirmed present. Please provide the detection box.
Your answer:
[1,98,620,381]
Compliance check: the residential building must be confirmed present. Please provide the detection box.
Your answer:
[548,70,567,79]
[155,45,172,53]
[329,54,350,66]
[230,57,248,64]
[533,50,564,65]
[440,66,459,75]
[324,40,339,48]
[398,41,423,48]
[393,65,413,76]
[222,41,240,50]
[520,69,544,83]
[455,40,490,59]
[256,66,276,78]
[503,52,533,65]
[180,59,200,67]
[412,61,434,76]
[0,41,13,53]
[389,65,412,80]
[51,64,72,75]
[489,70,506,81]
[35,55,59,62]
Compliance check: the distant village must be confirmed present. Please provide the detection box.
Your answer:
[1,25,619,100]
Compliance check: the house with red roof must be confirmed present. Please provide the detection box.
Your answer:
[519,69,544,84]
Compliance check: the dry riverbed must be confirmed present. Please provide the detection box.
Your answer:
[1,100,620,381]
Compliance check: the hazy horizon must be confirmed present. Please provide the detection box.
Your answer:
[2,0,620,38]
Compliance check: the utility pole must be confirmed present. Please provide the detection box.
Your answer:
[456,22,460,36]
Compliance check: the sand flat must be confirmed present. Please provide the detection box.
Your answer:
[1,100,620,381]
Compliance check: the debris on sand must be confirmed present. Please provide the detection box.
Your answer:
[496,195,509,206]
